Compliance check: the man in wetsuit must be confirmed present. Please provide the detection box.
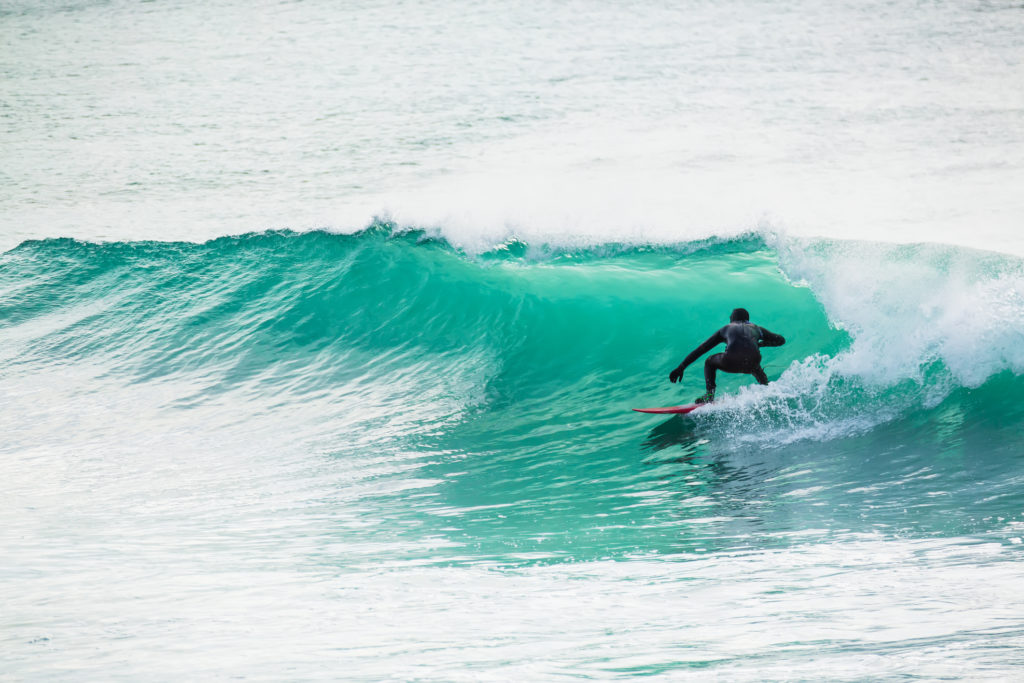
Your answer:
[668,308,785,404]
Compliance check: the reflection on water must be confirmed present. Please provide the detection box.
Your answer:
[640,414,703,454]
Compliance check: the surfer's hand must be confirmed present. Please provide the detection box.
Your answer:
[669,367,683,383]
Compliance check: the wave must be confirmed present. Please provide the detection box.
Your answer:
[2,225,1023,450]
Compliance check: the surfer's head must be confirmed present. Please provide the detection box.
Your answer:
[730,308,750,322]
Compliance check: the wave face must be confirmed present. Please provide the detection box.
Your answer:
[4,228,1024,676]
[5,228,1024,540]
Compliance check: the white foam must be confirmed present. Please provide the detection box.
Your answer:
[707,237,1024,444]
[372,119,1024,257]
[776,238,1024,389]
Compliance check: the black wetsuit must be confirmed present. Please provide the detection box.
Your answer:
[675,322,785,393]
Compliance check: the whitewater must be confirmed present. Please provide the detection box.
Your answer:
[3,0,1024,679]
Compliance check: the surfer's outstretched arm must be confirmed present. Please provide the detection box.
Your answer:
[669,330,724,383]
[757,327,786,347]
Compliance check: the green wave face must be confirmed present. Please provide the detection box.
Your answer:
[3,228,1024,565]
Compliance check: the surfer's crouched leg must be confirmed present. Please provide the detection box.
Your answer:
[702,353,725,401]
[704,353,731,392]
[751,366,769,385]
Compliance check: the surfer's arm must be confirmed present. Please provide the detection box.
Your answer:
[757,327,786,347]
[679,331,724,370]
[669,330,723,383]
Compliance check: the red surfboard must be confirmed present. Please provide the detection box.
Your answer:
[631,403,707,415]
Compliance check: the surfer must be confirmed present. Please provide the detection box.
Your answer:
[668,308,785,404]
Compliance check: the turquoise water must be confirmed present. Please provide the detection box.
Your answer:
[4,229,1024,677]
[4,0,1024,678]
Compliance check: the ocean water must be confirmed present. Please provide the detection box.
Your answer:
[3,0,1024,679]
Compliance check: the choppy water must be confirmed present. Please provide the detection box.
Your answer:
[3,0,1024,679]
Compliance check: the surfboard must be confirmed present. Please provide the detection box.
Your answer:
[631,403,706,415]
